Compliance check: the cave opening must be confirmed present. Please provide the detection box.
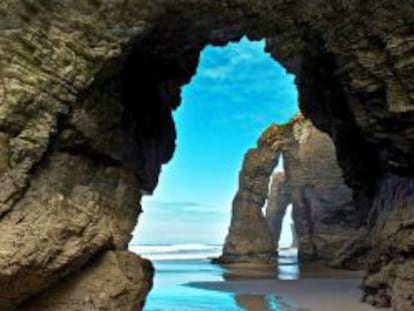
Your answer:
[108,9,369,308]
[128,37,299,309]
[277,204,299,280]
[265,155,299,280]
[130,36,298,249]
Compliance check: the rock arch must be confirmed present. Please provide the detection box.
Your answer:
[216,124,284,264]
[219,115,365,268]
[0,0,413,309]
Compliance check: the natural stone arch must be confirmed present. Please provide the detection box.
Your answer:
[220,115,364,268]
[0,1,413,309]
[265,116,364,267]
[216,124,285,264]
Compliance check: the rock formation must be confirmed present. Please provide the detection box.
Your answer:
[215,125,284,264]
[266,172,291,250]
[220,115,364,267]
[266,116,365,267]
[0,0,413,309]
[363,174,414,309]
[21,251,154,311]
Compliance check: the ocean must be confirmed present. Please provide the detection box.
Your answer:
[130,244,299,311]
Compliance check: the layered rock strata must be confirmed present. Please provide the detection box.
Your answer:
[21,251,154,311]
[220,115,364,267]
[0,0,413,309]
[216,125,284,264]
[363,174,414,309]
[266,116,365,267]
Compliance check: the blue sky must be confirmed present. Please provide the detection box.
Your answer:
[132,38,298,245]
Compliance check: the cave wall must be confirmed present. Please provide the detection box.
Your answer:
[0,0,414,309]
[363,174,414,308]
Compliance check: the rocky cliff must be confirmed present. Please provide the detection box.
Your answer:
[1,0,413,309]
[219,115,364,267]
[363,174,414,308]
[267,116,366,267]
[215,124,283,264]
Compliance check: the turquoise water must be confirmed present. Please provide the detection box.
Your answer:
[144,259,278,311]
[130,245,299,310]
[144,260,238,310]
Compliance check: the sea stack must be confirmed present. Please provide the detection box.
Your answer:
[219,115,367,268]
[215,124,285,265]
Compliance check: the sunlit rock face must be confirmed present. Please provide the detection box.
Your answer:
[221,115,365,268]
[265,116,367,268]
[216,124,284,264]
[1,0,414,309]
[21,251,154,311]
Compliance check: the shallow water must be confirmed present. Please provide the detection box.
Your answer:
[145,259,237,310]
[131,245,299,311]
[144,258,289,311]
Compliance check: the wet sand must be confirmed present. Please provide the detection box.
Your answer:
[189,278,386,311]
[193,249,387,310]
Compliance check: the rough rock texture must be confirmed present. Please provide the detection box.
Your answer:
[22,251,154,311]
[0,0,414,309]
[221,115,363,267]
[291,116,361,265]
[216,125,283,264]
[363,174,414,309]
[265,116,364,267]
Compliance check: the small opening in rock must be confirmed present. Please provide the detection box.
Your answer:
[262,154,285,217]
[277,204,299,280]
[265,154,299,280]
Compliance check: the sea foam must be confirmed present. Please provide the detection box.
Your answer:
[129,244,222,261]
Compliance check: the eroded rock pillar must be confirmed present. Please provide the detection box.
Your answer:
[217,125,284,264]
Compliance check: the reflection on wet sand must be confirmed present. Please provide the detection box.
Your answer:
[221,263,277,280]
[195,248,374,311]
[235,293,308,311]
[235,294,274,311]
[221,248,299,281]
[277,248,299,280]
[221,249,303,310]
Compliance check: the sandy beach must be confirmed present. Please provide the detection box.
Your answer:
[189,277,388,311]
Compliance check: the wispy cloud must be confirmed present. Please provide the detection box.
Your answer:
[198,38,266,81]
[184,37,298,129]
[202,66,228,79]
[143,199,221,214]
[145,199,199,208]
